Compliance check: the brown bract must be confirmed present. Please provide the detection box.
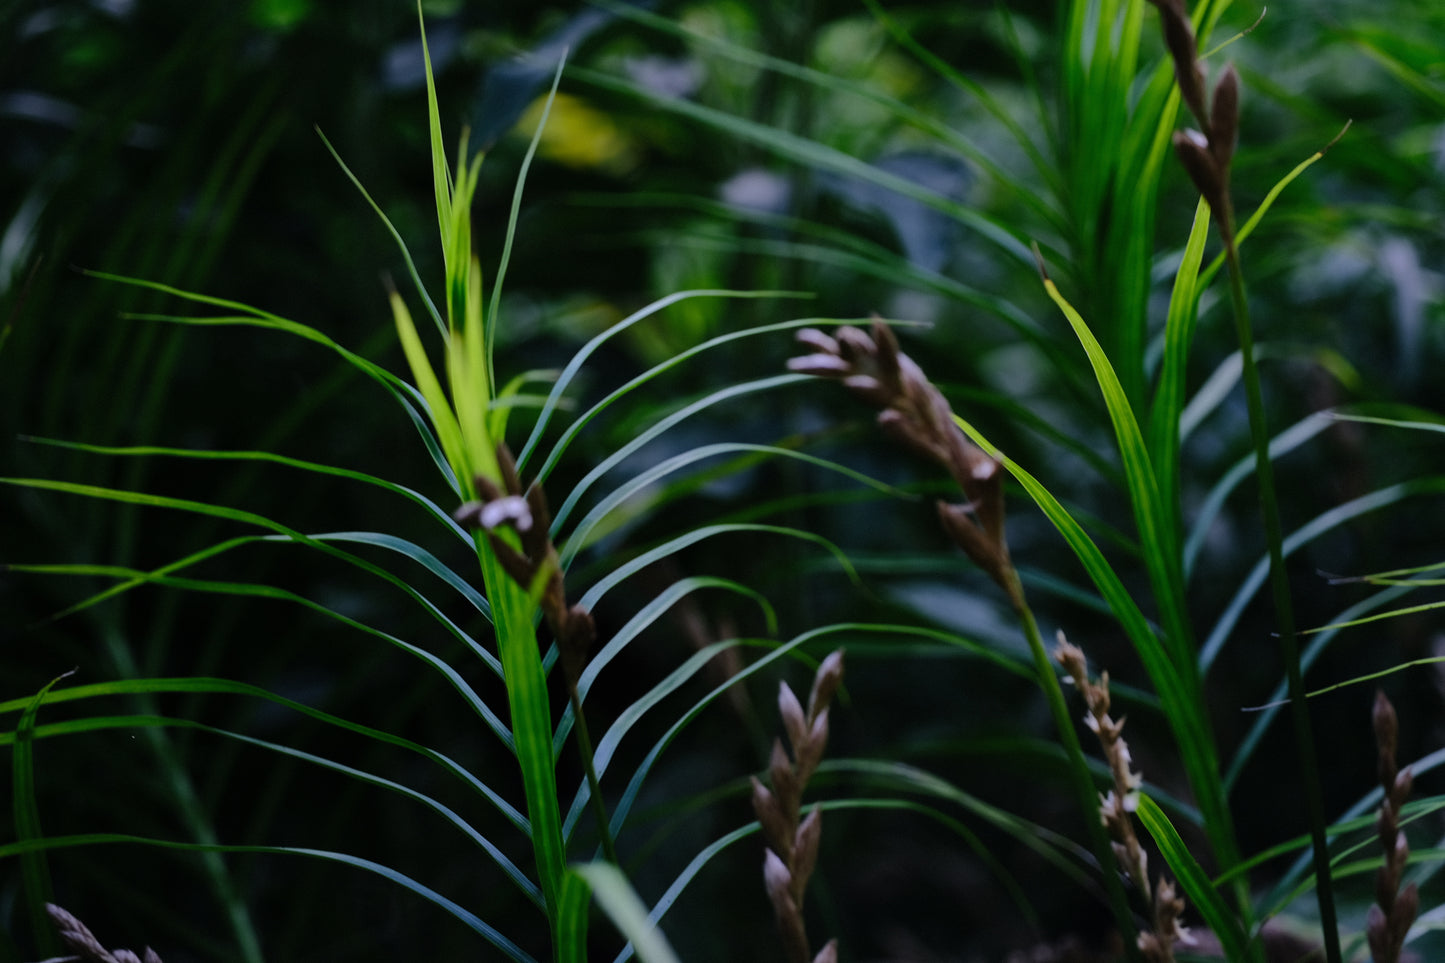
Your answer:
[1142,0,1242,236]
[1368,690,1418,963]
[751,650,845,963]
[32,904,163,963]
[1055,636,1192,962]
[789,322,1015,603]
[454,442,596,686]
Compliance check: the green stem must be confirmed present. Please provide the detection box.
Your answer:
[1222,222,1341,963]
[1007,574,1142,961]
[567,684,620,866]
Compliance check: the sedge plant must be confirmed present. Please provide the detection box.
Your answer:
[572,0,1445,956]
[0,5,890,960]
[8,0,1445,959]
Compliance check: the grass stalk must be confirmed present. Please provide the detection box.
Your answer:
[1221,228,1342,961]
[1007,574,1142,959]
[568,686,620,866]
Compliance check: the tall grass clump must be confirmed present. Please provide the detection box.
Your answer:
[579,0,1445,956]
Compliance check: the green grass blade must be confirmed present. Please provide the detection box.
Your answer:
[481,546,567,923]
[563,637,742,838]
[10,712,543,908]
[532,317,882,488]
[12,673,68,960]
[514,289,809,473]
[314,127,446,338]
[3,479,505,678]
[1199,478,1445,674]
[1136,794,1249,961]
[573,862,682,963]
[1035,254,1191,672]
[1183,412,1335,576]
[1225,579,1420,792]
[0,676,526,830]
[548,374,808,531]
[1149,197,1212,542]
[17,437,474,544]
[390,288,470,490]
[556,444,908,569]
[417,0,453,272]
[565,62,1034,266]
[12,560,514,747]
[555,868,591,963]
[0,834,539,963]
[487,55,567,379]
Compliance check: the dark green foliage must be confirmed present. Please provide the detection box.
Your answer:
[4,1,1445,961]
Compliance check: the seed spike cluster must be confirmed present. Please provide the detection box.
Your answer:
[31,904,163,963]
[1054,636,1190,962]
[1367,690,1418,963]
[788,322,1015,604]
[455,441,596,686]
[1144,0,1241,237]
[751,650,844,963]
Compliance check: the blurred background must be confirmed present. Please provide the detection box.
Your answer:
[3,0,1444,960]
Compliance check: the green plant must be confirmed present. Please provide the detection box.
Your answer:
[0,6,859,960]
[7,0,1445,959]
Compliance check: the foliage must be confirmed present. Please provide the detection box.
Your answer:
[4,0,1445,961]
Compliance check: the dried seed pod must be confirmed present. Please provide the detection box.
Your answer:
[1173,129,1224,213]
[778,681,808,757]
[770,739,801,816]
[1375,688,1399,787]
[807,650,845,718]
[794,328,839,354]
[1367,903,1390,963]
[792,805,823,897]
[841,374,890,406]
[794,710,829,784]
[1209,64,1240,172]
[835,325,876,359]
[752,776,793,858]
[1158,4,1207,123]
[787,353,851,376]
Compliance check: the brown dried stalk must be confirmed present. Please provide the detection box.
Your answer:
[31,904,163,963]
[1367,690,1418,963]
[751,650,844,963]
[1054,637,1190,962]
[788,321,1016,607]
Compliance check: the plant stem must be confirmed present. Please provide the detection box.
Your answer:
[568,686,620,866]
[1222,224,1341,963]
[1008,573,1142,961]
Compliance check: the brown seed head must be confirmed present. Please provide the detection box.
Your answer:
[807,650,845,718]
[1209,64,1240,172]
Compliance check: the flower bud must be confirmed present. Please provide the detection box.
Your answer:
[1210,64,1240,172]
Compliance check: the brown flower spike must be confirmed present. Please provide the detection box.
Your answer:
[1143,0,1241,236]
[1367,690,1418,963]
[454,441,596,687]
[788,322,1016,606]
[1055,636,1191,962]
[31,904,163,963]
[752,650,844,963]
